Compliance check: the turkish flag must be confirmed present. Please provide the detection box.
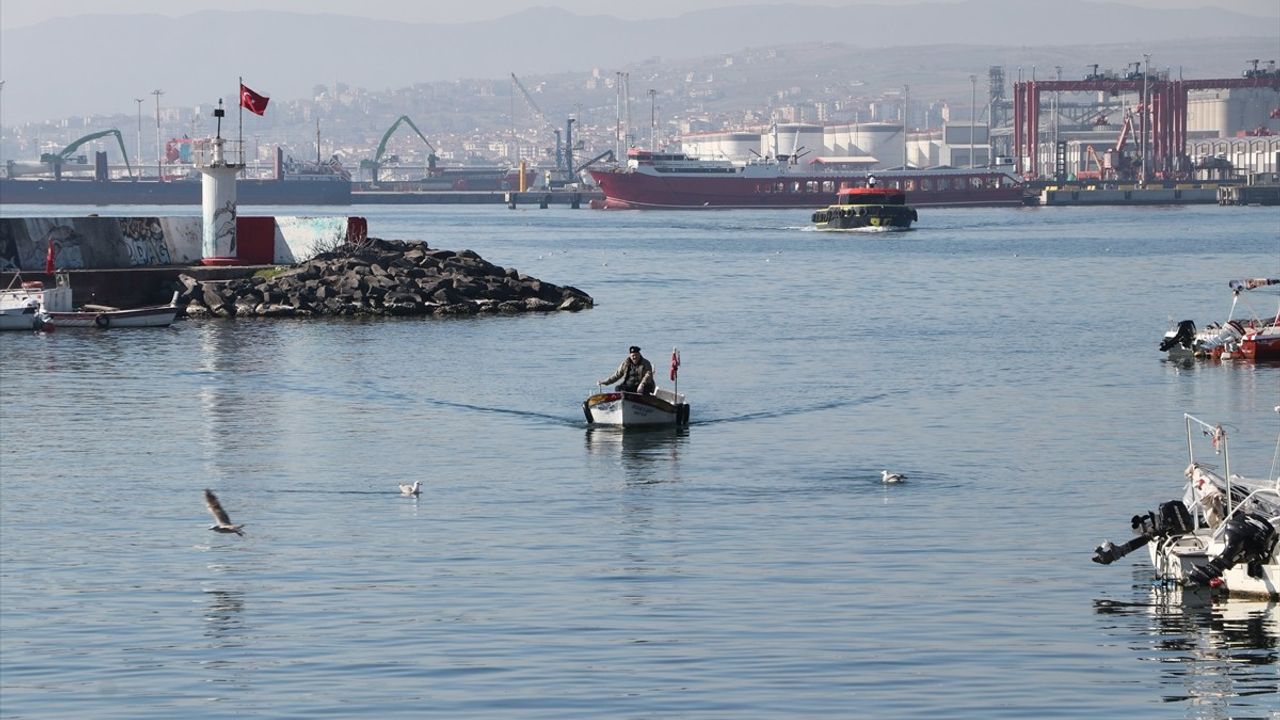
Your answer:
[45,237,55,274]
[240,83,269,115]
[669,348,680,382]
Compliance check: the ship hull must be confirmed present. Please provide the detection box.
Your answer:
[0,178,352,206]
[590,169,1024,209]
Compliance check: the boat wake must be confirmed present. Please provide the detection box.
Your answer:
[696,390,907,425]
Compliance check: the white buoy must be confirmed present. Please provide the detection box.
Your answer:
[196,100,243,265]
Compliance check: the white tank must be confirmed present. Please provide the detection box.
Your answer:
[681,131,760,162]
[769,123,823,159]
[822,122,901,163]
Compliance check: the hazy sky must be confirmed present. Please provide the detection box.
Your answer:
[3,0,1276,28]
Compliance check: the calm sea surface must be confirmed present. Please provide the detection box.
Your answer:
[2,202,1279,719]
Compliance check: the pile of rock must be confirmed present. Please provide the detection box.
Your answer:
[178,238,593,318]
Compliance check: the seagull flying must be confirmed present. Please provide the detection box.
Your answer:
[881,470,907,484]
[399,481,421,497]
[204,489,245,536]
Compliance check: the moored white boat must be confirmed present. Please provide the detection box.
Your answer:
[1092,413,1280,600]
[0,277,54,331]
[3,273,178,329]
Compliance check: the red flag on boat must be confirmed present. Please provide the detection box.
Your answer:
[669,348,680,382]
[44,237,55,274]
[240,83,269,115]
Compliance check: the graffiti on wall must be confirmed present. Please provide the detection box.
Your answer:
[214,201,237,255]
[0,222,19,271]
[118,217,173,267]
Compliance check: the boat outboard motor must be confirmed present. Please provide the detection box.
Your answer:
[1159,320,1197,352]
[1187,513,1276,585]
[1092,500,1193,565]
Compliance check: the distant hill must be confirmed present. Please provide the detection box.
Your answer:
[0,0,1275,124]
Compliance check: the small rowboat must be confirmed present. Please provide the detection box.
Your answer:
[583,387,690,427]
[6,274,179,329]
[44,297,179,329]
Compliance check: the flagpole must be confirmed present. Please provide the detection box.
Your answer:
[238,76,243,164]
[672,346,678,399]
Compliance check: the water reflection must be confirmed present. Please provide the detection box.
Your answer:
[202,589,247,643]
[583,425,688,485]
[1095,576,1278,716]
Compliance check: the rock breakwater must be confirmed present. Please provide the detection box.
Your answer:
[178,238,593,318]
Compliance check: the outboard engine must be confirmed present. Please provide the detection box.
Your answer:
[1159,320,1197,352]
[1197,320,1245,355]
[1187,513,1276,585]
[1092,500,1193,565]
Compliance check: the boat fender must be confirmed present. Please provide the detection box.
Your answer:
[582,401,594,424]
[94,313,110,329]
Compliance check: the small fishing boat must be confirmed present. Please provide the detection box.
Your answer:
[5,273,179,329]
[810,181,917,231]
[1160,278,1280,361]
[583,347,690,427]
[1092,413,1279,600]
[583,387,690,427]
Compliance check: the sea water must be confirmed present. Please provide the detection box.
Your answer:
[1,203,1278,718]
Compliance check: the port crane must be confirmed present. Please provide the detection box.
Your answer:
[1077,109,1139,181]
[23,129,136,179]
[510,73,571,182]
[360,116,437,184]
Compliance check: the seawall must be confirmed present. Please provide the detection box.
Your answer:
[0,215,364,272]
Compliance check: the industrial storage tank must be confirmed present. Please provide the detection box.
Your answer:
[768,123,824,159]
[822,122,902,166]
[680,131,761,162]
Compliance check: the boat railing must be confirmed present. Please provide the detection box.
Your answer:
[1185,414,1234,516]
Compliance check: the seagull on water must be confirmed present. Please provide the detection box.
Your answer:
[203,489,245,536]
[399,481,421,497]
[881,470,907,484]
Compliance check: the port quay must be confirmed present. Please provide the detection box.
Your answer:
[1,58,1277,208]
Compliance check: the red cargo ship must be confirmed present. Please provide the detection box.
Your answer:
[589,148,1025,209]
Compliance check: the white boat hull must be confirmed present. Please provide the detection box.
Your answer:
[46,306,178,329]
[1149,531,1280,600]
[2,276,178,330]
[583,388,689,427]
[0,305,47,331]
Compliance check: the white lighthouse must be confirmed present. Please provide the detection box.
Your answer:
[195,100,243,265]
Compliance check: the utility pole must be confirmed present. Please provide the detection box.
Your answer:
[151,89,164,181]
[1141,53,1150,186]
[1053,66,1061,175]
[0,81,5,173]
[902,84,910,169]
[648,88,657,150]
[623,72,632,149]
[969,74,977,168]
[135,98,144,179]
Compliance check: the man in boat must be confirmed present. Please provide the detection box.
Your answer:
[599,345,656,395]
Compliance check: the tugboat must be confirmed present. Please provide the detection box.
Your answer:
[810,178,917,230]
